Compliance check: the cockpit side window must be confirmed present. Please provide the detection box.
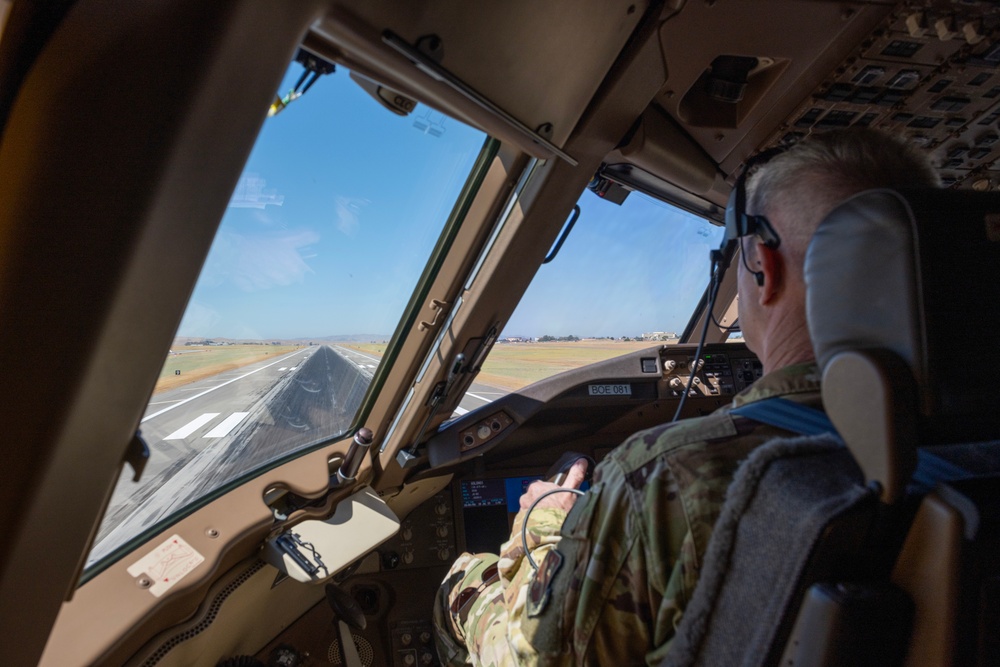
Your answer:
[471,190,724,401]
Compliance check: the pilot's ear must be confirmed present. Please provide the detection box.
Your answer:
[756,242,783,306]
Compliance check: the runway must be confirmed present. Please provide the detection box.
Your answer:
[88,344,509,565]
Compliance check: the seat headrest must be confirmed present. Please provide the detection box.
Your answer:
[805,188,1000,444]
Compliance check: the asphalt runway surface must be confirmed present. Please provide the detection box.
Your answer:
[88,345,509,565]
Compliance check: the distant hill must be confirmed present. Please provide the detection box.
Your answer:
[172,334,390,347]
[298,334,391,343]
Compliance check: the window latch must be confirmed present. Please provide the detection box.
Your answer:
[126,431,151,482]
[418,299,449,332]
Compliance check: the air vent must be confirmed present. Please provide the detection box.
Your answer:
[140,561,266,666]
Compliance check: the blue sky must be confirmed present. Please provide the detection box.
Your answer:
[178,62,722,341]
[504,192,722,338]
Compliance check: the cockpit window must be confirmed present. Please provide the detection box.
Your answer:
[475,191,723,398]
[86,60,488,570]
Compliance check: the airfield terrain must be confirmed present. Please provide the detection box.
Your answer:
[89,339,663,565]
[344,339,664,390]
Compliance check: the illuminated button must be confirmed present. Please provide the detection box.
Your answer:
[476,424,492,440]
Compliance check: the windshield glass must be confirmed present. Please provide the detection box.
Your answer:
[464,190,723,409]
[87,58,488,569]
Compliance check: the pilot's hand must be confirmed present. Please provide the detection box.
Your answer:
[519,458,588,513]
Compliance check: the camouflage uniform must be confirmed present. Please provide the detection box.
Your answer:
[435,363,822,667]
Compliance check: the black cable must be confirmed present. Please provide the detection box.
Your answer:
[671,255,721,423]
[522,487,586,570]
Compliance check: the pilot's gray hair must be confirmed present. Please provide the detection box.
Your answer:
[746,128,939,270]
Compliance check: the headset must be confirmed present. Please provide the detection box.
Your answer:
[721,146,785,286]
[672,146,787,423]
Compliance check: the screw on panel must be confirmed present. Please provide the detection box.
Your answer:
[136,576,152,589]
[206,528,220,538]
[415,35,444,63]
[536,123,554,140]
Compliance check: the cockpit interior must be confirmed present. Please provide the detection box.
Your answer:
[2,1,1000,666]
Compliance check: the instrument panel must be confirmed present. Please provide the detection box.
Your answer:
[251,344,761,667]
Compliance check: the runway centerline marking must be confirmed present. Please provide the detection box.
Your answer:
[164,413,219,440]
[141,348,309,422]
[465,392,493,404]
[204,412,250,438]
[278,367,287,371]
[147,399,184,405]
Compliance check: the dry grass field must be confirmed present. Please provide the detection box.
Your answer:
[153,345,305,394]
[343,339,665,391]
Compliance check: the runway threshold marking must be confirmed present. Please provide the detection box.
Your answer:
[141,348,310,423]
[278,367,287,371]
[164,413,220,440]
[204,412,250,438]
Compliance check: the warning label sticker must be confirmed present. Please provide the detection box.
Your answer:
[127,534,205,598]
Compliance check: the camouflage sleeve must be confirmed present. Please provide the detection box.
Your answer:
[511,424,707,666]
[434,507,569,667]
[512,456,658,665]
[497,507,568,586]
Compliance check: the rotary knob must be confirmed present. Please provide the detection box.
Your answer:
[437,547,451,561]
[434,502,448,516]
[435,525,449,538]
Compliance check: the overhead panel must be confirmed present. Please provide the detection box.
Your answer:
[655,0,891,173]
[760,2,1000,191]
[329,0,647,147]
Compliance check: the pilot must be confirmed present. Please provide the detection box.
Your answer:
[433,128,939,666]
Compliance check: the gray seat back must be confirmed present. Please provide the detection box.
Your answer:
[662,435,873,667]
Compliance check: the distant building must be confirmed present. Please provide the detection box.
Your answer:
[641,331,678,341]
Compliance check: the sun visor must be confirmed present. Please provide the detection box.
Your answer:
[616,105,717,195]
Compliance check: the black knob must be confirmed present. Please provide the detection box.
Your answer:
[382,550,401,570]
[325,583,367,630]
